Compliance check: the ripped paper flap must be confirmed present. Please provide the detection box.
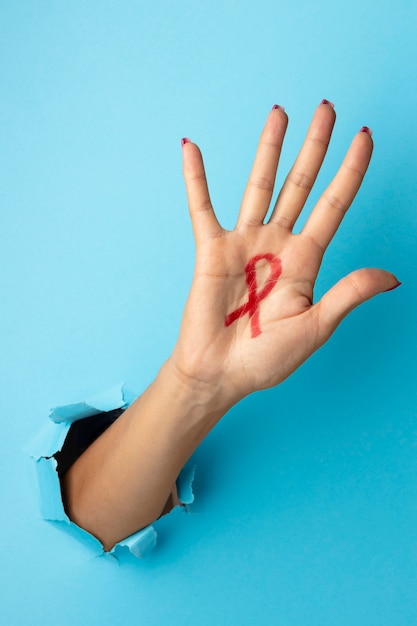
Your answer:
[177,464,196,505]
[24,420,70,460]
[25,384,196,559]
[50,384,133,424]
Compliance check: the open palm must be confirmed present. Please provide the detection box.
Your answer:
[172,102,398,402]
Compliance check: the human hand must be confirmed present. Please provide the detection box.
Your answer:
[170,102,399,404]
[60,102,400,548]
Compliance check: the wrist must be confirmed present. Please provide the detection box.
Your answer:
[158,357,241,428]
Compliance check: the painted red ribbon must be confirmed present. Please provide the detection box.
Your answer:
[225,253,282,338]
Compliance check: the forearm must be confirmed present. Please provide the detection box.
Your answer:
[61,359,236,551]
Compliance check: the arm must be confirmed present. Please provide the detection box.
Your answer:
[62,101,399,551]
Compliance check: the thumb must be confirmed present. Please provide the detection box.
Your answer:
[316,268,401,344]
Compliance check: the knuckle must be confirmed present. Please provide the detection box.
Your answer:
[322,192,348,215]
[263,138,283,149]
[238,215,260,228]
[194,198,213,213]
[299,231,325,255]
[348,275,365,302]
[343,162,365,180]
[287,170,315,192]
[186,171,207,183]
[271,213,293,229]
[248,176,274,193]
[307,135,330,149]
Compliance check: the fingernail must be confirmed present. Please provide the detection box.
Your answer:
[360,126,373,137]
[321,99,334,108]
[272,104,285,112]
[384,281,402,292]
[181,138,191,147]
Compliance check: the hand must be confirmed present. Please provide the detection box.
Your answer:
[61,102,400,549]
[171,102,399,402]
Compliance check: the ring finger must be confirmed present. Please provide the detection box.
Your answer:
[236,105,288,229]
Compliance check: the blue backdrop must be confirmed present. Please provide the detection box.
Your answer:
[1,1,416,624]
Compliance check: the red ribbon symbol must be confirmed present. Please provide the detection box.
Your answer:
[225,253,282,338]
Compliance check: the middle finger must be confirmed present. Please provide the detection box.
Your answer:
[269,100,336,230]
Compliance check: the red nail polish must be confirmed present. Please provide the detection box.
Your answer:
[384,281,402,292]
[360,126,373,137]
[272,104,285,112]
[181,138,191,147]
[321,99,335,108]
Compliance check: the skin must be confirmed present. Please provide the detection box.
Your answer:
[62,102,399,551]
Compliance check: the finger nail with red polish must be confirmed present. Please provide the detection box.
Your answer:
[321,99,335,108]
[384,281,402,293]
[181,138,191,147]
[360,126,373,137]
[272,104,285,112]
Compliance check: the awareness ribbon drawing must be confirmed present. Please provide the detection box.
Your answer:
[225,253,282,338]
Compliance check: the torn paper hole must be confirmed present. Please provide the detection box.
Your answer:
[25,384,195,560]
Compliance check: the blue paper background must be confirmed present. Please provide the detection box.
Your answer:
[1,1,416,624]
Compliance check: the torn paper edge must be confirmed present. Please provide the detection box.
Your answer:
[25,383,196,560]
